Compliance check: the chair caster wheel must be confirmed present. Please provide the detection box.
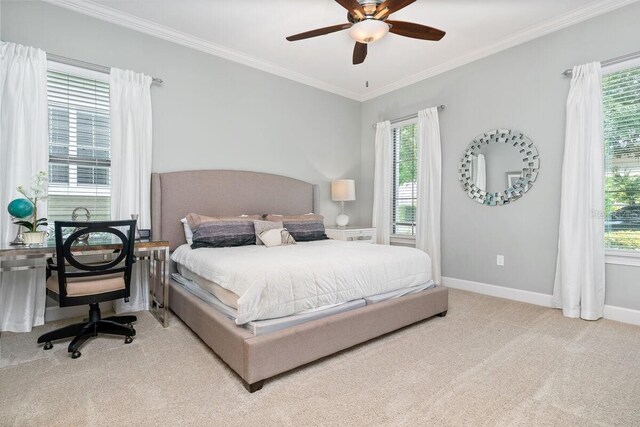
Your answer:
[43,342,53,350]
[71,350,81,359]
[125,336,133,344]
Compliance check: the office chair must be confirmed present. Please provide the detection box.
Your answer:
[37,220,138,359]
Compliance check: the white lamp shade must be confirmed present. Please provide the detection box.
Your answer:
[348,19,390,44]
[331,179,356,202]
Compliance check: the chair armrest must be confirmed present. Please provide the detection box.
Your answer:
[46,258,57,279]
[46,258,58,271]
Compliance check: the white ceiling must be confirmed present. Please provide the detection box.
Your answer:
[50,0,637,101]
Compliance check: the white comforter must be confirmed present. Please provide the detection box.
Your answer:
[171,240,431,324]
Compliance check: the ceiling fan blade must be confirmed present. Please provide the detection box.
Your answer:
[286,23,352,41]
[335,0,366,19]
[387,20,446,41]
[374,0,416,19]
[353,42,367,65]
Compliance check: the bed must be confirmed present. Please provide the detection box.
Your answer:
[151,170,448,392]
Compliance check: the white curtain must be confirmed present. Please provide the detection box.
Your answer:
[110,68,153,313]
[474,153,486,191]
[416,107,442,285]
[553,62,605,320]
[372,121,392,245]
[0,42,49,332]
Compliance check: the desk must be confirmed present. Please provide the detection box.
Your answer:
[0,239,170,328]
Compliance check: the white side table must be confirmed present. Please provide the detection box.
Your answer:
[325,226,376,244]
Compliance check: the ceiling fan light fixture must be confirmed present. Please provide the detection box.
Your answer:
[362,2,378,15]
[348,19,389,44]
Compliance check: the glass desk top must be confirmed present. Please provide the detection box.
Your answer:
[0,238,169,256]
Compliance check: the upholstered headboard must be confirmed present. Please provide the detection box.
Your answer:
[151,170,319,251]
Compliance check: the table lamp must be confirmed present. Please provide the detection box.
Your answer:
[331,179,356,227]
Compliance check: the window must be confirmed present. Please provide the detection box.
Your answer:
[603,63,640,252]
[47,63,111,223]
[392,122,418,236]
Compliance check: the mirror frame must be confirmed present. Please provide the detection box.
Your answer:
[458,129,539,206]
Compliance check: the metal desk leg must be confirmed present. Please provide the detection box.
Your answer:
[162,246,170,327]
[148,247,169,328]
[145,250,155,320]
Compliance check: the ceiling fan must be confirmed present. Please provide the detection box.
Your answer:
[286,0,445,65]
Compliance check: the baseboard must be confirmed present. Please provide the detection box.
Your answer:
[603,305,640,326]
[442,276,640,326]
[442,276,554,307]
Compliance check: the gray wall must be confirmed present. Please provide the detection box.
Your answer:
[360,2,640,310]
[0,1,362,225]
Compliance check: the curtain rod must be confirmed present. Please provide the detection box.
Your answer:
[562,50,640,76]
[371,105,446,128]
[47,53,163,85]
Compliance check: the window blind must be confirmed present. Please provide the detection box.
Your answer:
[392,123,418,236]
[47,68,111,223]
[603,65,640,251]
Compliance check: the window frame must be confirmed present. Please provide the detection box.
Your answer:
[602,58,640,265]
[390,118,419,243]
[46,60,112,223]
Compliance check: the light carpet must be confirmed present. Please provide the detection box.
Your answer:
[1,289,639,426]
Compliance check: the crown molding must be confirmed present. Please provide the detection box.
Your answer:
[43,0,363,101]
[44,0,639,103]
[360,0,640,101]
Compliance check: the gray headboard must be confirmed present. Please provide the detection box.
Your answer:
[151,170,319,250]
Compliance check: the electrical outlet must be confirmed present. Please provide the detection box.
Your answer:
[497,255,504,266]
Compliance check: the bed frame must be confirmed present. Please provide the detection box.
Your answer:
[151,170,448,392]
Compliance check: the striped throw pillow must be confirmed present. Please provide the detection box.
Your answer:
[263,214,328,242]
[186,213,262,231]
[191,219,257,249]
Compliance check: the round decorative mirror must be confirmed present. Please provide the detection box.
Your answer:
[458,129,539,206]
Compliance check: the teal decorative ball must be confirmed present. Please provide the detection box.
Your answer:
[8,198,34,219]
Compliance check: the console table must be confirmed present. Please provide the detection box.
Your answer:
[0,239,170,328]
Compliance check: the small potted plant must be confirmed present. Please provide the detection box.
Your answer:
[12,171,49,246]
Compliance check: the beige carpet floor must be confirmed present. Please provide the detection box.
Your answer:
[1,289,639,426]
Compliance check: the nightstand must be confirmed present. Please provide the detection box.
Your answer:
[325,226,376,244]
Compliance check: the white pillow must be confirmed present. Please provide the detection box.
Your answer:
[254,220,283,245]
[181,218,193,245]
[259,228,296,248]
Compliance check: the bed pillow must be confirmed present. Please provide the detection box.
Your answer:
[191,219,257,249]
[186,213,262,232]
[263,213,323,222]
[181,218,194,245]
[259,228,296,248]
[263,214,328,242]
[254,220,283,245]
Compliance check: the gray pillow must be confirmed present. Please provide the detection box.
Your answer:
[281,220,328,242]
[191,220,256,249]
[186,213,262,231]
[263,214,328,242]
[254,220,283,245]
